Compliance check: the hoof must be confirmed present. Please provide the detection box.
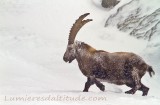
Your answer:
[142,94,147,96]
[83,90,88,92]
[100,85,105,91]
[142,88,149,96]
[125,90,135,94]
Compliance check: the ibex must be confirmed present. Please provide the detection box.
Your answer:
[63,13,155,96]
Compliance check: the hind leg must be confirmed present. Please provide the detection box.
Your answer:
[125,83,135,94]
[125,82,149,96]
[125,67,141,95]
[139,83,149,96]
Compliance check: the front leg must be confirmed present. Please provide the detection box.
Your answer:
[83,76,95,92]
[83,76,105,92]
[95,79,105,91]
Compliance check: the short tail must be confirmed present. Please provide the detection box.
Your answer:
[147,66,155,77]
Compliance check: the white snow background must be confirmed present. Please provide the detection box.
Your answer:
[0,0,160,105]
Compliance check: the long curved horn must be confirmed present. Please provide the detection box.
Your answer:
[68,13,93,45]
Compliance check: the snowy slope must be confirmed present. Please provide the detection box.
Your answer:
[105,0,160,42]
[0,0,160,105]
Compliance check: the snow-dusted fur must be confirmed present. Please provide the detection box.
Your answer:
[63,13,155,96]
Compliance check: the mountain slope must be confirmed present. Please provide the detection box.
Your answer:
[105,0,160,41]
[0,0,160,105]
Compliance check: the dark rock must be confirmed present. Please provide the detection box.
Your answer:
[101,0,120,8]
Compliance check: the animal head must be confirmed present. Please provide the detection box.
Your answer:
[63,13,92,63]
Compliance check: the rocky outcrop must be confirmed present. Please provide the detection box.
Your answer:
[101,0,120,8]
[105,0,160,41]
[129,9,160,41]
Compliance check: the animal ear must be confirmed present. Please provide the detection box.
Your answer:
[68,13,93,45]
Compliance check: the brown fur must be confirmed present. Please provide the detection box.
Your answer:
[63,13,155,96]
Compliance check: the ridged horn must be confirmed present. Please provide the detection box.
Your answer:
[68,13,93,45]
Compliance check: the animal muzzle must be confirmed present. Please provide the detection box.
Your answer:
[63,56,72,63]
[63,56,68,62]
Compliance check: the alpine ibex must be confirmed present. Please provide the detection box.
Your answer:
[63,13,155,96]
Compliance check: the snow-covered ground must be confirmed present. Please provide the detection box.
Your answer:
[0,0,160,105]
